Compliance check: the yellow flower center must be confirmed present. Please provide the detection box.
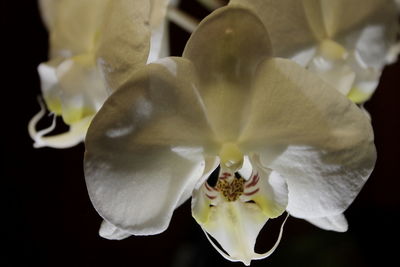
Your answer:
[216,175,245,202]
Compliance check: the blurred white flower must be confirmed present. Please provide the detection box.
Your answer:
[29,0,175,148]
[84,7,376,265]
[230,0,400,103]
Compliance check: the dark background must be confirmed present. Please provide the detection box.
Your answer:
[2,1,399,267]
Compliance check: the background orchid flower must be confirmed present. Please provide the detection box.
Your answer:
[84,6,376,265]
[229,0,400,104]
[29,0,174,149]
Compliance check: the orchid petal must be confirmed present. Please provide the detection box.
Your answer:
[239,58,376,218]
[318,0,396,39]
[148,0,173,62]
[37,60,63,115]
[183,6,271,141]
[55,54,108,124]
[38,0,59,30]
[84,57,217,235]
[240,157,288,219]
[177,156,219,207]
[308,56,356,96]
[304,213,348,232]
[96,0,151,90]
[49,0,109,57]
[229,0,318,57]
[198,200,269,265]
[99,220,131,240]
[192,157,287,264]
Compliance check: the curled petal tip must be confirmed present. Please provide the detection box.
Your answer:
[28,97,90,149]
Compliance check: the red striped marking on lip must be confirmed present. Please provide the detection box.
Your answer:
[245,173,260,188]
[206,193,217,200]
[205,182,216,191]
[243,188,260,196]
[219,172,231,179]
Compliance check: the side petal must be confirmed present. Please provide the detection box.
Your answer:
[96,0,151,90]
[239,58,376,218]
[84,57,217,235]
[99,220,131,240]
[183,6,271,141]
[303,213,348,232]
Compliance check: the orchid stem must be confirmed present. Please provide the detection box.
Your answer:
[167,6,200,33]
[196,0,225,10]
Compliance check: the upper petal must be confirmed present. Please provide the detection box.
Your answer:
[229,0,318,56]
[49,0,109,57]
[319,0,396,39]
[84,57,217,235]
[238,58,376,218]
[95,0,151,91]
[183,6,271,141]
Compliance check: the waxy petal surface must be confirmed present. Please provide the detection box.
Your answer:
[96,0,151,90]
[304,213,348,232]
[229,0,317,56]
[238,58,376,218]
[85,58,217,234]
[183,6,271,141]
[49,0,109,57]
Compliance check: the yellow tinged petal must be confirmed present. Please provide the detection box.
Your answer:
[347,87,374,104]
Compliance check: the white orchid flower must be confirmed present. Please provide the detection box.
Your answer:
[29,0,176,148]
[84,7,376,265]
[230,0,400,104]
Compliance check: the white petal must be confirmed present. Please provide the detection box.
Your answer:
[199,201,269,265]
[229,0,318,56]
[319,0,396,39]
[99,220,131,240]
[49,0,110,57]
[308,56,356,96]
[239,58,376,218]
[55,54,108,124]
[192,160,288,264]
[176,156,219,207]
[240,157,288,219]
[304,213,348,232]
[96,0,151,90]
[37,60,63,115]
[38,0,59,30]
[85,58,217,235]
[183,6,271,141]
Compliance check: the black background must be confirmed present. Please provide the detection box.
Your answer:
[2,1,400,267]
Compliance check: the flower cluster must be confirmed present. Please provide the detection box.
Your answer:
[31,0,399,265]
